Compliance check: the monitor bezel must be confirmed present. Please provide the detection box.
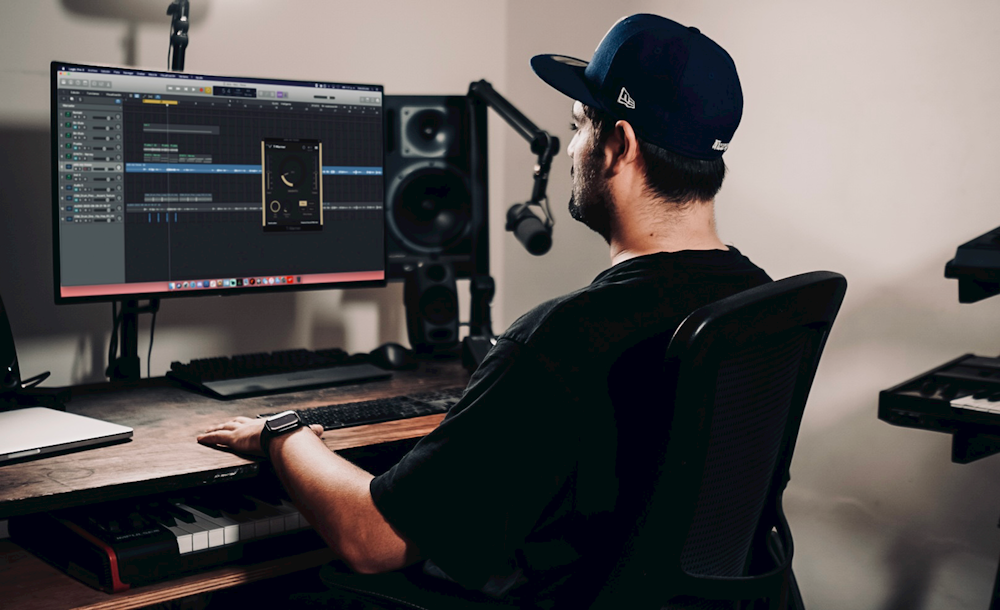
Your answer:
[51,60,387,305]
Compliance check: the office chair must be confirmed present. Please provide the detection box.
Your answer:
[314,271,846,610]
[588,270,848,610]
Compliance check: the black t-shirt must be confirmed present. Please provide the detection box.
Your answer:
[370,248,771,608]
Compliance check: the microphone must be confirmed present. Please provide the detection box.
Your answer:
[506,203,552,256]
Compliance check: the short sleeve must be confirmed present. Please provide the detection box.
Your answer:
[370,337,578,589]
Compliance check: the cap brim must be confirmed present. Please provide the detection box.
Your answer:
[530,54,604,110]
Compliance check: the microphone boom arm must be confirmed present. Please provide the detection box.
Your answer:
[468,79,559,254]
[167,0,190,72]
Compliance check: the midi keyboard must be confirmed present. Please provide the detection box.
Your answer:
[879,353,1000,461]
[10,478,323,592]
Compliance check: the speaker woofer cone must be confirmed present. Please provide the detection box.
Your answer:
[419,284,458,326]
[387,162,471,253]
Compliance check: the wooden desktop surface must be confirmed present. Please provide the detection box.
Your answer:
[0,360,468,610]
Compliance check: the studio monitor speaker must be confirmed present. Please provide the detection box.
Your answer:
[404,261,459,353]
[384,95,489,280]
[0,294,21,393]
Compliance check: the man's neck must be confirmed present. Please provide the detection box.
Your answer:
[609,198,727,266]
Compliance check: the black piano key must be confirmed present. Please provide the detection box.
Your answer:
[198,487,255,515]
[939,384,959,400]
[143,501,174,525]
[252,486,285,508]
[145,514,196,554]
[163,499,197,524]
[86,514,111,534]
[183,495,225,519]
[127,510,149,531]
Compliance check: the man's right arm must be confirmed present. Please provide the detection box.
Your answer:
[197,416,421,574]
[268,427,423,574]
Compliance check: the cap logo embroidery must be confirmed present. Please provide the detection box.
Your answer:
[712,139,730,151]
[617,87,636,109]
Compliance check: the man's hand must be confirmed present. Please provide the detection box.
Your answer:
[196,416,323,457]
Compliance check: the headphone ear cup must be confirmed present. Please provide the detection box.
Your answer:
[0,294,21,393]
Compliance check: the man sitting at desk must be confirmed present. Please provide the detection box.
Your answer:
[198,13,771,609]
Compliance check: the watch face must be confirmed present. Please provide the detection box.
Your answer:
[266,411,301,432]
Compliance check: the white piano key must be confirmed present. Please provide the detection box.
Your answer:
[172,528,194,554]
[218,495,273,538]
[176,503,241,545]
[251,494,302,532]
[145,514,194,554]
[217,504,260,541]
[153,507,213,552]
[241,495,284,536]
[278,499,304,531]
[185,510,226,548]
[952,396,1000,413]
[172,520,210,551]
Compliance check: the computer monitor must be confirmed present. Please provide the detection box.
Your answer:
[51,61,385,304]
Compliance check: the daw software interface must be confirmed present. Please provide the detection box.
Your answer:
[51,62,385,302]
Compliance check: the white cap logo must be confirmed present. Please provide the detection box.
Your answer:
[617,87,635,109]
[711,139,730,151]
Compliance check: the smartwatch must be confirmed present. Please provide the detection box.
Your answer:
[259,410,305,457]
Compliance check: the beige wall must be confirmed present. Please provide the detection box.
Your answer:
[3,1,1000,608]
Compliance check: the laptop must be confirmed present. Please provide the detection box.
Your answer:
[0,407,133,463]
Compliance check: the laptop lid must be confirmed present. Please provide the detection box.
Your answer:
[0,407,133,462]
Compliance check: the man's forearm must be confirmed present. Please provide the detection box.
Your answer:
[268,428,419,573]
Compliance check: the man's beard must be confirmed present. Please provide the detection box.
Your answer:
[568,148,614,244]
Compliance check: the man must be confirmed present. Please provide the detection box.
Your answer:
[198,13,770,609]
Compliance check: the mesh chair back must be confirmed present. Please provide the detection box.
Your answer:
[590,271,847,610]
[680,331,808,576]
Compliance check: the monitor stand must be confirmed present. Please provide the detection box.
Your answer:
[107,299,160,383]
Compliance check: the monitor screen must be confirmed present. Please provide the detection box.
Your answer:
[51,61,385,303]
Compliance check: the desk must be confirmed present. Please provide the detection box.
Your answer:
[0,360,467,610]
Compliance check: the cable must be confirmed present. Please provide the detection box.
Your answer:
[540,197,554,230]
[107,301,123,374]
[147,309,158,379]
[20,371,50,389]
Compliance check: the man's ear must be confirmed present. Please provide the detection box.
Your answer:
[605,120,641,176]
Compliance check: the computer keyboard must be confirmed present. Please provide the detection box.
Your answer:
[260,386,466,430]
[167,348,392,399]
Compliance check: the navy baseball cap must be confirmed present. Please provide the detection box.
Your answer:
[531,14,742,160]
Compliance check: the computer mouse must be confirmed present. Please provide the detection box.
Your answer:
[369,342,417,370]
